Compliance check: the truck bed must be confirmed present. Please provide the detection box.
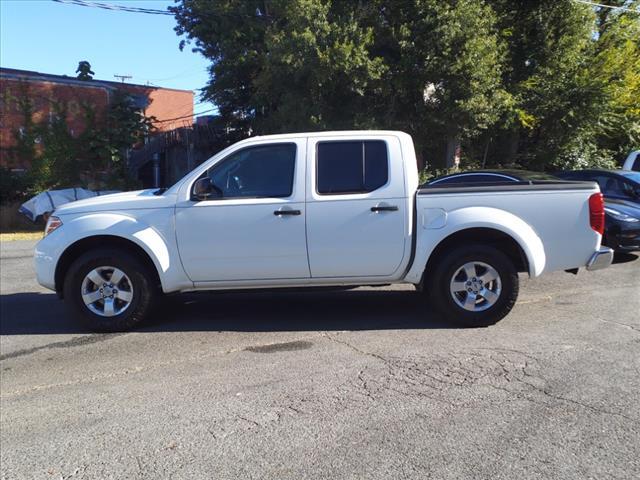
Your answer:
[418,179,596,195]
[414,180,601,276]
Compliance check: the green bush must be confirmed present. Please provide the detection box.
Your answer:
[0,167,30,204]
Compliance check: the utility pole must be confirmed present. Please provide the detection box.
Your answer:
[113,74,132,83]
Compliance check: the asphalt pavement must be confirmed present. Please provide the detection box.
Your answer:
[1,239,639,479]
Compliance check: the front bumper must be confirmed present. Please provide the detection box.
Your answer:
[34,234,60,292]
[586,247,614,271]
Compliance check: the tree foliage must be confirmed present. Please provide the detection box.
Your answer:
[171,0,640,170]
[12,88,154,193]
[80,90,156,189]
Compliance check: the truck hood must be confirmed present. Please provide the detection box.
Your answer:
[54,189,176,215]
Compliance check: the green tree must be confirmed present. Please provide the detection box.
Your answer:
[171,0,639,171]
[12,89,154,192]
[486,1,603,169]
[171,0,508,166]
[587,1,640,162]
[12,83,38,173]
[485,0,640,170]
[361,0,510,166]
[172,0,384,132]
[30,102,80,190]
[101,90,155,188]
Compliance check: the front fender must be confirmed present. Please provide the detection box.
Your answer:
[405,206,546,283]
[35,211,191,293]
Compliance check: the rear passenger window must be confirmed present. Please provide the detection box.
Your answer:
[317,140,388,194]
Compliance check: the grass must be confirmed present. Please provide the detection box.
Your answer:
[0,231,43,242]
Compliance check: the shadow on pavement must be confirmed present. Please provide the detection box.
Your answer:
[612,252,639,265]
[0,289,451,335]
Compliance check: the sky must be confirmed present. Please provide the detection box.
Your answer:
[0,0,214,113]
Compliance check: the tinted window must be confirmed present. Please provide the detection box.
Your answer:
[610,179,637,199]
[317,140,388,194]
[206,144,296,198]
[582,174,636,200]
[431,174,516,185]
[589,175,614,194]
[364,141,388,190]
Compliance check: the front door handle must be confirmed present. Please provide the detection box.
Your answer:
[371,205,399,212]
[274,209,301,216]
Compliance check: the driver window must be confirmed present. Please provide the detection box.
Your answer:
[206,143,296,199]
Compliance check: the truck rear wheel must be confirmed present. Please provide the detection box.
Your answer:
[427,245,519,327]
[63,248,157,332]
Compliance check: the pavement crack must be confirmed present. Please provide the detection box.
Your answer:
[321,332,389,363]
[59,465,88,480]
[476,346,540,361]
[340,346,639,422]
[236,415,260,427]
[485,354,638,423]
[2,333,326,398]
[517,295,553,305]
[0,333,126,361]
[515,376,638,423]
[596,318,640,333]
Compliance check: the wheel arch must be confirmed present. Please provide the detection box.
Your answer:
[422,228,531,284]
[406,205,547,285]
[55,235,162,297]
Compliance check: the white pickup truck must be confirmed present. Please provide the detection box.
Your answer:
[35,131,613,331]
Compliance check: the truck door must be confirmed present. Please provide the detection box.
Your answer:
[175,139,310,282]
[305,135,409,278]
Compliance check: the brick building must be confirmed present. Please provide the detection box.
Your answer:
[0,67,194,170]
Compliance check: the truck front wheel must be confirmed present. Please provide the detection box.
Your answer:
[427,245,519,327]
[63,248,157,332]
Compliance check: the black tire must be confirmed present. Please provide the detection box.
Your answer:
[63,248,157,332]
[426,245,519,327]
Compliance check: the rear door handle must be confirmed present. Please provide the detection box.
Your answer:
[274,209,301,216]
[371,205,398,212]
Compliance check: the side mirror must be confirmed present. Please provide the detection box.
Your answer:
[192,177,222,201]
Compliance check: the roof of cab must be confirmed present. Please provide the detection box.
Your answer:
[244,130,411,141]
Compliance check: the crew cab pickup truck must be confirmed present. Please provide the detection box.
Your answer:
[35,131,613,331]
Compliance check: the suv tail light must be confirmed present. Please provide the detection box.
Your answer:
[589,193,605,235]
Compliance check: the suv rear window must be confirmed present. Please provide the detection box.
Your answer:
[317,140,388,194]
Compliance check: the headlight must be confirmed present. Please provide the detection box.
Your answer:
[44,216,63,235]
[604,207,640,223]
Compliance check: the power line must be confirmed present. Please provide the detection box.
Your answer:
[572,0,640,13]
[152,108,217,124]
[51,0,274,19]
[151,99,211,122]
[51,0,172,15]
